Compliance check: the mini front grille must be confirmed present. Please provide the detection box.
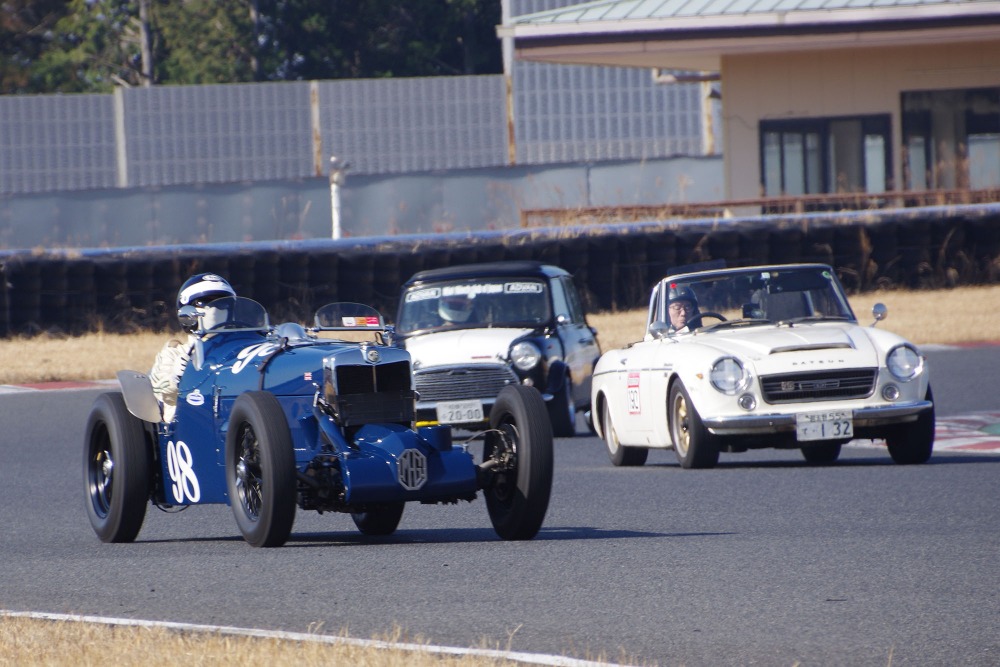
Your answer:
[414,366,518,403]
[760,369,877,404]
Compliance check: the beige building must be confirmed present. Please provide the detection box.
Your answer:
[501,1,1000,205]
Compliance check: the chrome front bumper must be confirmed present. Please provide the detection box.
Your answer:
[702,400,933,436]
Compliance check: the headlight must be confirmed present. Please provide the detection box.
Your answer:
[887,344,923,381]
[710,356,750,395]
[511,341,542,371]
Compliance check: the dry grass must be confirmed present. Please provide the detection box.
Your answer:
[0,285,997,386]
[0,615,560,667]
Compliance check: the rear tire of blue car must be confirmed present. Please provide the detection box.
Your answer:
[352,503,405,536]
[669,381,720,469]
[83,392,151,543]
[484,385,553,540]
[226,392,297,547]
[886,386,935,465]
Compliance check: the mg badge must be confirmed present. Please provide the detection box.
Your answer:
[398,449,428,490]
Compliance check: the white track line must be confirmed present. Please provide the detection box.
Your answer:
[0,610,632,667]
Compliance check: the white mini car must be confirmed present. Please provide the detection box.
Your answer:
[591,263,934,468]
[395,261,601,437]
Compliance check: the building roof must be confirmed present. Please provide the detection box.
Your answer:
[502,0,1000,70]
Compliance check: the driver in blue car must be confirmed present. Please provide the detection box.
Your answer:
[149,273,235,421]
[667,285,699,333]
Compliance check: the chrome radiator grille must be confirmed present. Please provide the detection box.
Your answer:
[414,366,518,403]
[760,369,877,404]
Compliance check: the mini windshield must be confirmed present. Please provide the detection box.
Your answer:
[397,278,551,334]
[659,266,855,331]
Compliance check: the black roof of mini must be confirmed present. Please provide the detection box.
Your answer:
[402,261,569,287]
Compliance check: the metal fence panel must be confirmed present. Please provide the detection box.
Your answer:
[0,94,117,194]
[513,62,703,164]
[122,82,316,187]
[320,76,508,175]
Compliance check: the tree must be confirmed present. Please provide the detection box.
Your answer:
[1,0,502,93]
[27,0,147,92]
[156,0,257,84]
[0,0,72,93]
[242,0,501,80]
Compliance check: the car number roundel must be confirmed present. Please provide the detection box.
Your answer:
[628,372,640,414]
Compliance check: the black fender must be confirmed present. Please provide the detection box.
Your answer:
[544,360,569,398]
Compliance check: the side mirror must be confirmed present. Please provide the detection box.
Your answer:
[178,304,200,331]
[871,302,888,327]
[648,320,670,339]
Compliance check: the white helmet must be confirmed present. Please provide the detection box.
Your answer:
[439,294,474,323]
[177,273,236,331]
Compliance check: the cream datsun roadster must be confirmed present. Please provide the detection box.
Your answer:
[590,263,934,468]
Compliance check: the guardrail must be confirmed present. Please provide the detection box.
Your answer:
[2,203,999,337]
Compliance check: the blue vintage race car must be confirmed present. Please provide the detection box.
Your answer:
[84,297,553,547]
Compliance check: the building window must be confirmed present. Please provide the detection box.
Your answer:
[902,87,1000,191]
[760,116,892,202]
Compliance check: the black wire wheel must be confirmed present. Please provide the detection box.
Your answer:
[225,391,297,547]
[483,385,554,540]
[83,392,151,543]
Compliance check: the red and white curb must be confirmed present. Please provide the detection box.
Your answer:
[846,411,1000,454]
[929,411,1000,453]
[0,610,628,667]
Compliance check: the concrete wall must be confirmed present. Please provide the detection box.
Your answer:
[0,156,723,249]
[723,40,1000,201]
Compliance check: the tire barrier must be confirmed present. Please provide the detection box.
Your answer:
[1,203,998,337]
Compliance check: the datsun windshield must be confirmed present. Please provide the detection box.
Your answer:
[397,279,551,333]
[667,267,854,327]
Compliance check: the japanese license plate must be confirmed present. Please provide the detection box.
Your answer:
[795,410,854,441]
[436,399,485,424]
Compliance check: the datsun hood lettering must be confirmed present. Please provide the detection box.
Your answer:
[698,324,879,373]
[405,328,534,367]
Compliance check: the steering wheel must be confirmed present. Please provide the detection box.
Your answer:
[687,312,727,329]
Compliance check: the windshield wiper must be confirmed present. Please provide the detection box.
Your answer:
[697,318,770,332]
[778,315,852,326]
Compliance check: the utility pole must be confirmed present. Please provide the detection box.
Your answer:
[138,0,153,86]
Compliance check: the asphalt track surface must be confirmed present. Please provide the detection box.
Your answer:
[1,347,998,666]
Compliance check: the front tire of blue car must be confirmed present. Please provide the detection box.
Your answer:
[483,385,554,540]
[226,391,297,547]
[83,392,151,543]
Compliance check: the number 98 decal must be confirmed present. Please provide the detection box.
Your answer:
[167,440,201,504]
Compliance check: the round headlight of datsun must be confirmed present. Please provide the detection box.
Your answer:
[710,356,750,395]
[511,341,542,371]
[887,344,923,381]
